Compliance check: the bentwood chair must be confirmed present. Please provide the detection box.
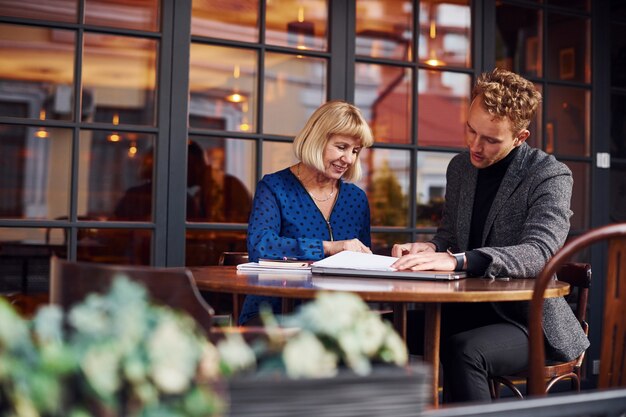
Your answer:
[49,256,214,334]
[489,262,591,398]
[528,223,626,397]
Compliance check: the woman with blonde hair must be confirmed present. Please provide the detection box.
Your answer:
[240,100,374,325]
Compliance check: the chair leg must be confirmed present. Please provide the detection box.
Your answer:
[489,378,500,399]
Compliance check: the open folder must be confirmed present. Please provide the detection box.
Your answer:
[311,251,466,281]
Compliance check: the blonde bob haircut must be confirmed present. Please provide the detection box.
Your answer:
[293,100,374,182]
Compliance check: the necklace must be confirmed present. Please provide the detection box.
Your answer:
[296,163,336,203]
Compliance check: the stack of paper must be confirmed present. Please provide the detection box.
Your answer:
[311,251,397,271]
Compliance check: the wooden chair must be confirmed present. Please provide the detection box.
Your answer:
[49,256,214,335]
[528,223,626,396]
[218,251,249,324]
[489,262,591,398]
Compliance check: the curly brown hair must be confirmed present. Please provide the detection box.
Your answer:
[471,68,542,134]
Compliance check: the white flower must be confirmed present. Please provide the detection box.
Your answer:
[381,328,409,367]
[81,343,122,397]
[352,313,388,356]
[216,333,256,374]
[199,341,222,380]
[294,292,368,337]
[33,305,64,344]
[283,331,337,379]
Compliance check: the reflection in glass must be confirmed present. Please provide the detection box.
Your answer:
[76,228,151,265]
[262,141,297,177]
[265,0,328,51]
[372,232,412,256]
[0,0,77,22]
[186,229,248,266]
[564,161,589,231]
[78,130,155,221]
[0,24,76,121]
[189,44,257,132]
[416,151,454,227]
[186,137,254,223]
[495,4,542,78]
[355,148,410,227]
[0,125,72,220]
[545,85,590,157]
[611,93,626,159]
[419,0,471,68]
[82,33,157,126]
[610,162,626,223]
[417,70,470,147]
[356,0,413,61]
[355,63,411,144]
[263,52,327,136]
[192,0,258,41]
[85,0,160,32]
[547,13,590,83]
[610,23,626,88]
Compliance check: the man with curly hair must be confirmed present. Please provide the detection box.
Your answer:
[391,68,589,403]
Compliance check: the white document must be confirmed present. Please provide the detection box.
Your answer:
[311,251,397,271]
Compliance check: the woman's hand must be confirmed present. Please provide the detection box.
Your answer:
[323,239,372,256]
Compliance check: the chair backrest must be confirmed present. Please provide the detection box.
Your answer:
[218,251,249,266]
[528,223,626,395]
[49,256,214,334]
[556,262,591,325]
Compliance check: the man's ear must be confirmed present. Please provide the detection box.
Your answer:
[515,129,530,146]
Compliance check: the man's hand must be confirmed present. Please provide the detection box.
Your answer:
[323,239,372,256]
[391,241,436,257]
[391,250,457,271]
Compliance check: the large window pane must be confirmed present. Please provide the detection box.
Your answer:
[262,140,297,176]
[355,63,411,144]
[82,33,157,126]
[419,0,471,69]
[192,0,258,41]
[610,162,626,223]
[76,228,151,265]
[85,0,160,32]
[0,0,77,23]
[547,13,590,83]
[263,52,327,136]
[610,22,626,88]
[564,161,590,232]
[417,69,470,148]
[0,24,76,121]
[611,93,626,159]
[356,0,413,61]
[416,151,454,228]
[265,0,328,51]
[355,148,410,227]
[545,85,590,157]
[0,125,72,220]
[186,136,255,223]
[78,130,155,221]
[189,44,258,132]
[495,4,542,78]
[186,229,247,266]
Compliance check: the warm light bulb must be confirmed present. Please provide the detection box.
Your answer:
[39,109,46,120]
[424,50,445,67]
[429,21,437,39]
[35,127,48,139]
[233,65,240,79]
[108,133,121,142]
[226,93,245,103]
[298,6,304,23]
[112,113,120,125]
[239,123,250,131]
[128,142,138,158]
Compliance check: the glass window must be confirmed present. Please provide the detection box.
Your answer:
[0,24,76,121]
[495,4,542,78]
[356,0,413,61]
[186,136,255,223]
[372,231,412,256]
[545,85,590,157]
[262,140,297,177]
[611,93,626,159]
[192,0,259,42]
[419,0,471,68]
[355,148,410,227]
[186,229,247,266]
[78,130,155,221]
[610,22,626,88]
[564,161,590,232]
[263,52,327,136]
[355,63,412,144]
[189,44,258,132]
[82,33,157,126]
[0,0,77,23]
[417,69,471,148]
[265,0,328,51]
[0,125,72,220]
[416,151,454,228]
[85,0,160,32]
[611,0,626,21]
[76,228,152,265]
[610,162,626,223]
[526,83,543,150]
[547,13,590,83]
[547,0,590,12]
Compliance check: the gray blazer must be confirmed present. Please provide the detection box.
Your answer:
[431,143,589,361]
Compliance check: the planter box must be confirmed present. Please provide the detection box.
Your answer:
[227,364,431,417]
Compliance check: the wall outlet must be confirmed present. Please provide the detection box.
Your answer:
[592,360,600,375]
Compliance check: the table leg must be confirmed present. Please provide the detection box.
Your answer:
[392,302,407,341]
[424,303,441,408]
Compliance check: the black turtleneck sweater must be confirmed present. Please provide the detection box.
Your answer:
[466,146,519,276]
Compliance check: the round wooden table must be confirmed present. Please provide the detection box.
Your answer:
[191,266,570,407]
